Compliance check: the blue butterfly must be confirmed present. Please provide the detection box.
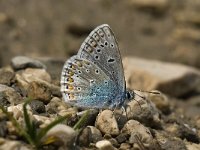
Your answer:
[60,24,135,109]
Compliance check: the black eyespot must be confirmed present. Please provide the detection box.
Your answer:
[100,44,104,48]
[95,69,99,74]
[77,87,81,91]
[95,55,99,60]
[111,44,114,47]
[108,58,115,63]
[112,71,115,74]
[86,69,89,72]
[78,70,82,74]
[97,49,101,53]
[104,81,108,84]
[104,41,108,46]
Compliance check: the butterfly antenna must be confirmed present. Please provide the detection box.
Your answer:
[135,89,161,95]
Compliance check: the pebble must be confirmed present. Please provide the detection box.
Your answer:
[155,131,187,150]
[11,56,46,70]
[95,110,120,136]
[119,143,131,150]
[78,126,102,146]
[0,84,22,105]
[0,68,15,85]
[27,81,52,103]
[96,140,116,150]
[123,57,200,97]
[126,91,161,128]
[121,120,156,149]
[148,91,170,114]
[29,100,46,114]
[0,138,30,150]
[42,124,76,148]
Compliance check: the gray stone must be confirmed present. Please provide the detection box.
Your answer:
[27,81,52,103]
[11,56,46,70]
[0,138,30,150]
[0,68,15,85]
[41,124,76,148]
[155,131,187,150]
[29,100,46,114]
[96,140,116,150]
[0,84,22,105]
[78,126,102,146]
[123,57,200,97]
[121,120,156,149]
[95,110,120,136]
[126,90,161,128]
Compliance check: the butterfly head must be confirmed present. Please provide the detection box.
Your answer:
[125,89,135,101]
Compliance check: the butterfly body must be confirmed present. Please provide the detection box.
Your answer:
[61,24,134,109]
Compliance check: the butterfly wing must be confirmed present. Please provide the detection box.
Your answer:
[61,24,126,109]
[77,24,125,97]
[61,56,119,108]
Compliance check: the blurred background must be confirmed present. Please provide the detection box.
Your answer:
[0,0,200,69]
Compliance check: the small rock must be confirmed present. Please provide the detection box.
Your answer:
[27,81,52,103]
[126,91,161,128]
[33,115,54,128]
[96,140,116,150]
[21,68,51,83]
[123,57,200,97]
[29,100,46,114]
[78,126,102,146]
[148,91,170,114]
[0,68,15,85]
[185,142,200,150]
[116,133,128,144]
[121,120,156,149]
[0,138,30,150]
[119,143,131,150]
[11,56,46,70]
[7,103,32,120]
[95,110,120,136]
[42,124,76,148]
[46,97,71,114]
[0,84,22,105]
[155,131,187,150]
[166,123,199,143]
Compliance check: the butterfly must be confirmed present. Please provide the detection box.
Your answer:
[60,24,135,109]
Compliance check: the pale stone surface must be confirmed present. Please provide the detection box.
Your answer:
[0,84,22,105]
[95,110,119,136]
[42,124,76,148]
[123,57,200,97]
[11,56,46,70]
[121,120,155,149]
[96,140,116,150]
